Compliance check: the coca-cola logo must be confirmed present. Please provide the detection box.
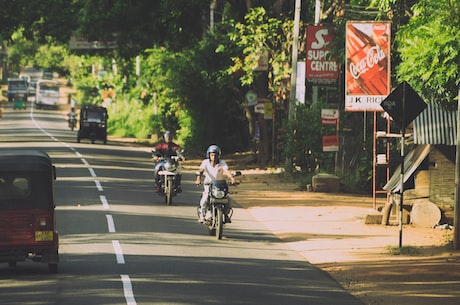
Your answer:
[349,45,385,79]
[372,24,387,36]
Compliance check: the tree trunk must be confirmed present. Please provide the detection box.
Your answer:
[257,113,270,164]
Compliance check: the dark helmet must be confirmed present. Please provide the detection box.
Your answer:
[206,145,221,159]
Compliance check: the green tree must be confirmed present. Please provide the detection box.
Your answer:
[395,0,460,107]
[6,28,39,74]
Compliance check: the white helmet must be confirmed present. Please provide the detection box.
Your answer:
[206,145,221,159]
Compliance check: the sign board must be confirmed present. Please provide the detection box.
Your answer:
[306,25,339,84]
[254,103,264,114]
[380,81,427,129]
[245,90,258,106]
[345,21,391,112]
[69,36,117,50]
[321,109,339,125]
[296,61,306,104]
[322,135,339,152]
[264,102,273,120]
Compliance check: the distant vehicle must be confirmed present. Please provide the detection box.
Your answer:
[0,149,59,273]
[7,78,28,104]
[18,74,37,96]
[28,82,37,97]
[20,67,43,96]
[19,74,31,83]
[35,79,60,109]
[77,105,108,144]
[42,72,53,80]
[20,67,43,83]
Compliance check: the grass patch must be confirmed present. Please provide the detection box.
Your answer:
[386,245,421,256]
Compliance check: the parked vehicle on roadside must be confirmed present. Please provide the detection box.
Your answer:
[0,150,59,273]
[77,104,108,144]
[35,79,60,109]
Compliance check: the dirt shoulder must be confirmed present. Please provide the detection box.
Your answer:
[229,169,460,305]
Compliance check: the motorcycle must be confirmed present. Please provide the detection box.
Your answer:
[197,171,241,240]
[68,112,77,131]
[152,148,184,206]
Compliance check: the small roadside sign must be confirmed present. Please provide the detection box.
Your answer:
[321,109,339,125]
[380,81,427,129]
[254,103,264,114]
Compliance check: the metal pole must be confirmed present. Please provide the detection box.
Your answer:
[286,0,301,169]
[399,82,406,248]
[454,87,460,249]
[373,111,377,209]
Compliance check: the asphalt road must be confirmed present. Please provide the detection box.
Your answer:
[0,101,363,305]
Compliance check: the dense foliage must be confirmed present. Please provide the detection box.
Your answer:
[395,0,460,107]
[1,0,458,193]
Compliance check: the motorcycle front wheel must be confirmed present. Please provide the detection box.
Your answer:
[165,176,173,205]
[216,208,223,240]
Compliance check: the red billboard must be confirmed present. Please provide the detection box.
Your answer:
[345,21,391,112]
[306,25,339,83]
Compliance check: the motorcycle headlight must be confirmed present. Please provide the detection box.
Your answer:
[211,186,226,199]
[164,161,176,172]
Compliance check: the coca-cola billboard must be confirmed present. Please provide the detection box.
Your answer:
[345,21,391,112]
[306,25,339,83]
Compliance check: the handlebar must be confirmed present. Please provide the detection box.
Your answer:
[195,181,240,187]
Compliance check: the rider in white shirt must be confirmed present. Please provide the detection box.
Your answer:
[195,145,235,222]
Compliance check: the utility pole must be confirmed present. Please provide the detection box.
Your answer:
[210,0,217,32]
[454,87,460,249]
[288,0,301,123]
[286,0,301,168]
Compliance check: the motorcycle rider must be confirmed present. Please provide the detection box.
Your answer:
[67,107,77,128]
[195,145,236,223]
[152,131,183,193]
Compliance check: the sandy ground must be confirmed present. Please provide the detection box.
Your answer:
[229,170,460,305]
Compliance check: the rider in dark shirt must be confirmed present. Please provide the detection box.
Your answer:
[152,131,183,192]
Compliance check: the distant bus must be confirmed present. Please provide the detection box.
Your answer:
[7,78,28,102]
[35,79,60,109]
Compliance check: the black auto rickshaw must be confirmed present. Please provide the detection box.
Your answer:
[77,104,108,144]
[0,150,59,273]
